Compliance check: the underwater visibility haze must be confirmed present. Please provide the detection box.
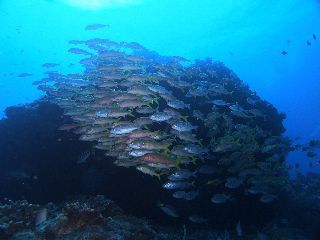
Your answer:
[0,0,320,239]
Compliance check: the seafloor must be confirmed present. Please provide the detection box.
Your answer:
[0,195,314,240]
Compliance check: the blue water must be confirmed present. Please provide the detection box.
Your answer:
[0,0,319,174]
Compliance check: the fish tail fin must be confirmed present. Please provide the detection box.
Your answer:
[149,97,159,106]
[181,116,189,122]
[235,139,241,146]
[191,156,197,165]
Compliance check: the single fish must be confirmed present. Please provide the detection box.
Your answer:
[313,33,317,40]
[167,99,190,109]
[225,177,243,189]
[172,190,199,200]
[209,99,229,106]
[148,84,172,95]
[18,73,33,77]
[163,181,193,190]
[188,215,207,224]
[230,110,251,118]
[85,24,109,30]
[58,123,80,131]
[236,221,242,237]
[110,124,139,135]
[184,144,208,155]
[168,169,196,181]
[136,106,155,114]
[35,208,47,226]
[158,203,179,218]
[69,40,86,45]
[171,130,200,143]
[172,121,197,132]
[130,140,171,151]
[150,112,174,122]
[281,51,288,55]
[42,63,59,68]
[192,110,204,120]
[129,150,153,157]
[136,166,160,179]
[211,194,231,204]
[246,96,260,105]
[117,99,148,108]
[5,170,30,180]
[68,48,92,56]
[139,153,174,164]
[128,85,153,96]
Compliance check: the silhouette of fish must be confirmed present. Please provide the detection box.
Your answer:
[281,51,288,55]
[313,33,317,40]
[42,63,59,68]
[18,73,33,77]
[307,40,311,46]
[85,24,109,31]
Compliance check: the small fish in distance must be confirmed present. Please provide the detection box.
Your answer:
[281,51,288,55]
[313,33,317,40]
[307,40,311,46]
[85,24,109,31]
[68,48,92,56]
[18,73,33,77]
[42,63,59,68]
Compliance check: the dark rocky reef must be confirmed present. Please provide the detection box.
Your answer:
[0,195,312,240]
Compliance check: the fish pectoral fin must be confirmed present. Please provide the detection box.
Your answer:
[181,116,189,122]
[116,118,121,123]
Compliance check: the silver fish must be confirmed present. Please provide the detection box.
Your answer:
[150,112,174,122]
[168,169,196,181]
[110,124,139,135]
[184,144,208,155]
[260,194,277,203]
[172,121,197,132]
[163,181,193,190]
[167,99,190,109]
